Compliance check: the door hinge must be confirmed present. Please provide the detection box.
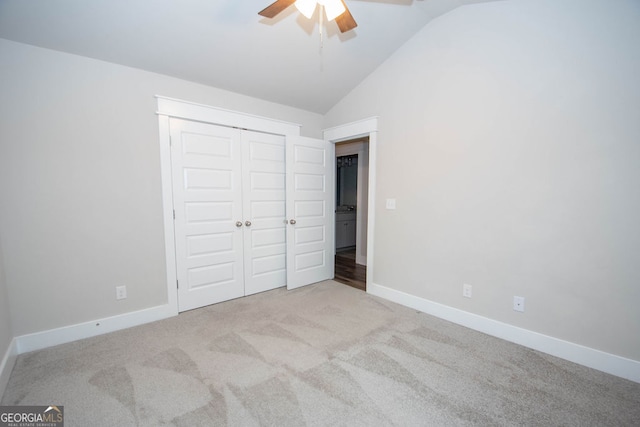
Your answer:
[169,136,172,146]
[173,209,176,220]
[176,280,179,289]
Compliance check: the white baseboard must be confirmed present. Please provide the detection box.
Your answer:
[0,338,18,400]
[368,282,640,383]
[16,304,177,355]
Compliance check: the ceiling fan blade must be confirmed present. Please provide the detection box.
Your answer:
[258,0,297,18]
[335,0,358,33]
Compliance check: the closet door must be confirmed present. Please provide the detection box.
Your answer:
[241,130,287,295]
[286,136,335,289]
[170,119,245,311]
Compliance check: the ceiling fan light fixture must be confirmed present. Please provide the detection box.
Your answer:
[259,0,356,33]
[319,0,346,21]
[295,0,317,19]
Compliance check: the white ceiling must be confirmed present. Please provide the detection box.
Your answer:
[0,0,494,113]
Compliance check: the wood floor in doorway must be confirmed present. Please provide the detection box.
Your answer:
[334,249,366,291]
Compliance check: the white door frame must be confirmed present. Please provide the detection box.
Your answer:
[156,96,301,314]
[324,117,378,292]
[335,140,368,266]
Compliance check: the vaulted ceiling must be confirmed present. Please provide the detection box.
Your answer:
[0,0,495,113]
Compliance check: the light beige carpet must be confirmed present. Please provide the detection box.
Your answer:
[2,280,639,426]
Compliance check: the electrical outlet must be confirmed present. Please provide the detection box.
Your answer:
[116,286,127,300]
[386,198,396,210]
[513,296,525,312]
[463,284,472,298]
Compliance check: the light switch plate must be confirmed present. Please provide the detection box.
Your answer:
[386,198,396,210]
[463,284,472,298]
[116,286,127,300]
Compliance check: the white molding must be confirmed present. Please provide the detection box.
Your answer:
[324,117,379,142]
[368,282,640,383]
[156,96,301,137]
[323,118,378,289]
[365,131,377,284]
[15,304,175,354]
[334,141,368,266]
[158,114,180,316]
[0,338,18,400]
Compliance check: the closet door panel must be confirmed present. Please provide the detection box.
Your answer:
[171,119,245,311]
[242,130,287,295]
[286,136,335,290]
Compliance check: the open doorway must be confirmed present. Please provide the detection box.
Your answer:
[334,137,369,291]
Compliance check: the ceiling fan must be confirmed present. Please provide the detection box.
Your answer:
[259,0,358,33]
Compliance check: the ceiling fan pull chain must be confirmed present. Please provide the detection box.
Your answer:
[319,4,325,71]
[319,5,324,50]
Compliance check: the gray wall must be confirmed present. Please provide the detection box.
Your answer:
[0,39,323,336]
[325,0,640,360]
[0,236,12,365]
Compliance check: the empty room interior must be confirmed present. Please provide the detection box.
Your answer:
[0,0,639,424]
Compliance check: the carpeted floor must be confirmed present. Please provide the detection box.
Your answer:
[2,280,639,426]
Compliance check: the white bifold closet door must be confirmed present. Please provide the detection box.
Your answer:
[286,136,334,290]
[241,130,288,295]
[170,118,287,312]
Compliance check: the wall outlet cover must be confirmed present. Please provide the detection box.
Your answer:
[513,296,525,312]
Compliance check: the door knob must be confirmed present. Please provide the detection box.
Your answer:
[236,221,243,227]
[289,219,296,225]
[245,220,252,227]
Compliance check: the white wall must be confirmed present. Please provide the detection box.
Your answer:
[0,39,323,337]
[325,0,640,361]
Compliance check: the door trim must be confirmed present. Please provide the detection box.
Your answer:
[335,141,368,266]
[324,117,378,293]
[156,96,302,314]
